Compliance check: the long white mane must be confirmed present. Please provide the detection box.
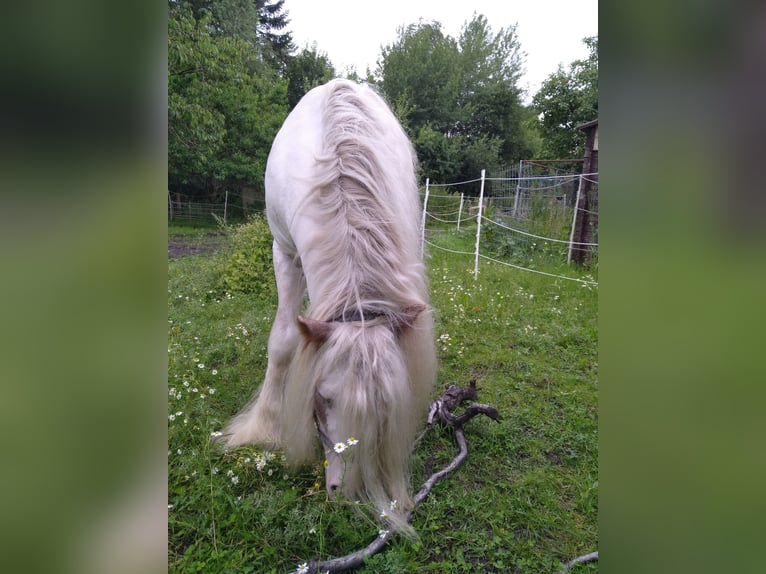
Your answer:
[301,80,427,321]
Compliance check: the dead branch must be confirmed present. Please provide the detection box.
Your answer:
[558,551,599,571]
[288,382,498,573]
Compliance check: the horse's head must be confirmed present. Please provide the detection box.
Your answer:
[287,306,425,532]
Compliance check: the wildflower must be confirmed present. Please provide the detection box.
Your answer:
[231,475,239,485]
[168,414,175,421]
[226,469,234,477]
[212,467,219,475]
[183,381,190,388]
[309,527,317,534]
[380,510,388,519]
[198,363,205,369]
[323,460,329,468]
[346,437,358,446]
[208,387,216,394]
[333,442,347,454]
[378,529,389,539]
[211,369,218,375]
[168,504,174,510]
[210,431,223,438]
[389,499,398,510]
[297,563,309,574]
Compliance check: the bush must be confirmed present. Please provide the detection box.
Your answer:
[214,214,275,297]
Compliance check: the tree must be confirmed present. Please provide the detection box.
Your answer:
[255,0,293,69]
[209,0,259,43]
[377,15,532,189]
[533,36,598,160]
[284,45,335,110]
[168,4,288,198]
[172,0,293,69]
[379,21,462,134]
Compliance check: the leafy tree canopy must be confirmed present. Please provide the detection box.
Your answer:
[377,15,535,189]
[532,36,598,160]
[168,3,288,198]
[285,45,335,110]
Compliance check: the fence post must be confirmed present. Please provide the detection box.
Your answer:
[457,192,465,231]
[420,178,430,257]
[512,159,523,218]
[223,189,228,224]
[473,170,486,280]
[567,175,583,265]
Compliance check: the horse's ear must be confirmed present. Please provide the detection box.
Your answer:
[297,316,334,345]
[392,304,426,336]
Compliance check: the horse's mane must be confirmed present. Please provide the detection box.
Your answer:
[304,80,427,321]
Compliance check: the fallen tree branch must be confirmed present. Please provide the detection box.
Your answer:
[558,551,599,571]
[288,382,498,573]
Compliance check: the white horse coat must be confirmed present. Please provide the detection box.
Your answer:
[221,79,436,534]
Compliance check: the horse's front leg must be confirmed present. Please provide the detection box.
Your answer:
[221,242,305,448]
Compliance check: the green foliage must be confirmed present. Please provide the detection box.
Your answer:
[378,16,533,187]
[210,0,260,44]
[480,201,573,268]
[168,4,288,198]
[213,214,276,297]
[533,37,598,159]
[254,0,294,69]
[285,45,336,109]
[379,22,461,133]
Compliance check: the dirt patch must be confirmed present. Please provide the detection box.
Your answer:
[168,233,228,259]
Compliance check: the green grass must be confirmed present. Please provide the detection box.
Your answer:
[168,225,598,573]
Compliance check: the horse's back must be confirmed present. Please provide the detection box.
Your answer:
[265,79,418,259]
[264,82,328,253]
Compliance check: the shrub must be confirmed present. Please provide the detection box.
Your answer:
[214,214,275,297]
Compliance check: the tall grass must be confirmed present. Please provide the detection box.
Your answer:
[168,222,597,573]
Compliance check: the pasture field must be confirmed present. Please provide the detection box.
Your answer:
[168,220,598,573]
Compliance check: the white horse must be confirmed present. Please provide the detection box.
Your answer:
[220,79,436,534]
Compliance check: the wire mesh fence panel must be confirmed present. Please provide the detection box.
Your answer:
[168,190,266,224]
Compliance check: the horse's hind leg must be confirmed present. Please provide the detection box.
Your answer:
[221,242,305,449]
